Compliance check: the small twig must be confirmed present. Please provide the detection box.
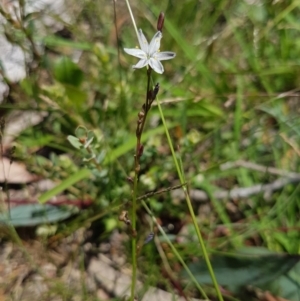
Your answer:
[137,183,186,201]
[172,177,300,202]
[220,160,300,179]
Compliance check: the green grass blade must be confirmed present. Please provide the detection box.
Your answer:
[38,169,91,203]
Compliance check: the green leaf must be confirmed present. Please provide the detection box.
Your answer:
[84,136,94,148]
[161,101,223,119]
[0,204,77,226]
[54,56,84,86]
[24,12,41,22]
[43,35,94,51]
[184,247,300,299]
[83,153,96,162]
[91,169,108,179]
[87,130,95,141]
[64,85,86,108]
[97,150,106,164]
[103,123,177,164]
[20,78,34,96]
[75,126,88,139]
[280,262,300,300]
[67,135,82,149]
[84,131,95,148]
[38,169,91,203]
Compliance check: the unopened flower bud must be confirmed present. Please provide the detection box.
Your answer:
[147,89,153,102]
[157,12,165,32]
[152,83,160,100]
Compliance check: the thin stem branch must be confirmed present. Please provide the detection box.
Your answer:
[124,0,139,40]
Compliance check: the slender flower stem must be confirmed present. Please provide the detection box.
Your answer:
[130,144,138,300]
[130,69,152,301]
[124,0,139,41]
[137,69,151,138]
[124,2,149,299]
[130,176,137,301]
[122,2,216,299]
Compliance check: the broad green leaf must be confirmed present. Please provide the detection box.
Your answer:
[75,126,88,139]
[97,150,106,164]
[0,204,77,226]
[54,56,84,86]
[184,247,300,299]
[67,135,82,149]
[279,262,300,300]
[87,130,95,141]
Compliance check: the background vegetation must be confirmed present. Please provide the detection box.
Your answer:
[1,0,300,300]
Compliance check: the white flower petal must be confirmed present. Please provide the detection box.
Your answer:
[155,51,176,61]
[124,29,175,74]
[149,57,164,74]
[124,48,147,59]
[133,59,148,69]
[149,31,162,56]
[138,29,149,53]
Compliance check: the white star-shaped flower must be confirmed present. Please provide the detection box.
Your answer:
[124,29,176,74]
